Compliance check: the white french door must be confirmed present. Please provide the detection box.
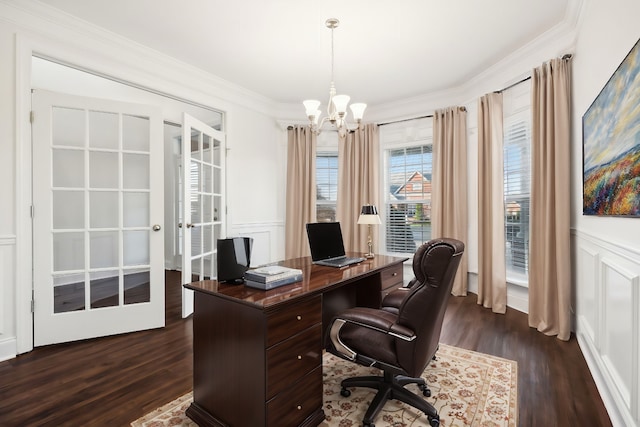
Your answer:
[32,90,165,346]
[181,113,226,318]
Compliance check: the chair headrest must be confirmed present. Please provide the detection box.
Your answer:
[412,238,465,286]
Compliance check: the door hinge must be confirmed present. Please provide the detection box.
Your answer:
[30,205,34,218]
[30,111,34,123]
[31,300,34,313]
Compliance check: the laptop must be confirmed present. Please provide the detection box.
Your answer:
[306,222,365,268]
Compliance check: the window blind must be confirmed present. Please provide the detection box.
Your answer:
[503,117,530,276]
[385,145,432,254]
[316,152,338,222]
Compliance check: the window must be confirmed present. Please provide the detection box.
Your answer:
[385,145,433,254]
[504,111,531,281]
[316,152,338,222]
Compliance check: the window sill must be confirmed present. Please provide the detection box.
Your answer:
[506,275,528,288]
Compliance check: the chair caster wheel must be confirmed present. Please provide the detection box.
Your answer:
[419,384,431,397]
[340,388,351,397]
[363,423,375,427]
[429,416,440,427]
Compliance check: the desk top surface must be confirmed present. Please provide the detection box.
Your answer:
[185,254,408,310]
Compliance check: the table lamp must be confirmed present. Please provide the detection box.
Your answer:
[357,204,381,259]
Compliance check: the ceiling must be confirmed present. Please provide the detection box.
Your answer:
[36,0,573,107]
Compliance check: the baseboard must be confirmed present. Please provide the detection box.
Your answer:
[505,284,528,313]
[467,273,529,314]
[0,337,17,362]
[576,317,632,427]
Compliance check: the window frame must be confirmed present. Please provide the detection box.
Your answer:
[380,120,434,257]
[315,150,339,222]
[502,87,532,287]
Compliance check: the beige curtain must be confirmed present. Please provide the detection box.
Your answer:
[337,124,380,253]
[529,57,572,341]
[285,126,317,259]
[477,93,507,313]
[432,107,468,296]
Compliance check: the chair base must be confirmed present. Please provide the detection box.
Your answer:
[340,371,440,427]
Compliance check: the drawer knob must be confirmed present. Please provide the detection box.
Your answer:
[297,355,302,360]
[392,272,397,276]
[297,405,302,410]
[296,315,302,321]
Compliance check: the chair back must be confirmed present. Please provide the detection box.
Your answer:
[395,238,464,376]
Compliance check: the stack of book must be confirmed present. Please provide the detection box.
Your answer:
[244,265,303,290]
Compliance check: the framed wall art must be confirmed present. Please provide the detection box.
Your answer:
[583,37,640,216]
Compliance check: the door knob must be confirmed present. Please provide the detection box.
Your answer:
[186,223,194,228]
[178,222,182,228]
[152,224,161,231]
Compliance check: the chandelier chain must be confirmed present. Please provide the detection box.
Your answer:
[330,23,335,84]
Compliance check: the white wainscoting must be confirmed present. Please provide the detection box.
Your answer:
[574,230,640,427]
[228,221,285,267]
[0,235,17,362]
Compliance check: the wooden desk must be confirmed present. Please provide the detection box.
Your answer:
[184,254,407,427]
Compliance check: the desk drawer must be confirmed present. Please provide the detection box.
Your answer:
[267,365,323,426]
[381,263,403,292]
[266,296,321,347]
[267,324,322,399]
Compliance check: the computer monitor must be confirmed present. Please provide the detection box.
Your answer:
[217,237,253,284]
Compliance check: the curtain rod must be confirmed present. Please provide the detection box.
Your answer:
[378,106,467,126]
[495,75,531,94]
[377,53,572,126]
[496,53,572,93]
[377,114,433,126]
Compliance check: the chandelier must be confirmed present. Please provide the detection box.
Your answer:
[303,18,366,136]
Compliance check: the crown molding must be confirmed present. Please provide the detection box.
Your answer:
[275,0,585,125]
[1,0,277,117]
[3,0,585,125]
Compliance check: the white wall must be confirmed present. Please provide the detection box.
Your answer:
[0,1,285,359]
[0,15,19,362]
[571,1,640,426]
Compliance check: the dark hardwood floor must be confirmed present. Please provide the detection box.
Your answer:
[0,270,612,426]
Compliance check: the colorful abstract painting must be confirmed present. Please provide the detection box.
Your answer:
[583,38,640,216]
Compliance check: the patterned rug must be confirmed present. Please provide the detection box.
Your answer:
[131,344,517,427]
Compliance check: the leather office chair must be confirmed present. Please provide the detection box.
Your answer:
[326,238,464,427]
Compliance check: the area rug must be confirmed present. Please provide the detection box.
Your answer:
[131,344,517,427]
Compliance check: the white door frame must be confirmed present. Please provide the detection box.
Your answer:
[13,33,227,354]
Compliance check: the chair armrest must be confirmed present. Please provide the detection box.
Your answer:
[333,307,397,333]
[381,287,410,311]
[389,323,416,341]
[329,308,416,360]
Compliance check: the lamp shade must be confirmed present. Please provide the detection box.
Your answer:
[357,204,382,225]
[360,205,378,215]
[303,100,321,117]
[350,103,367,121]
[332,94,350,114]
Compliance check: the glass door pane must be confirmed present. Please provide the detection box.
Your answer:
[181,113,226,317]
